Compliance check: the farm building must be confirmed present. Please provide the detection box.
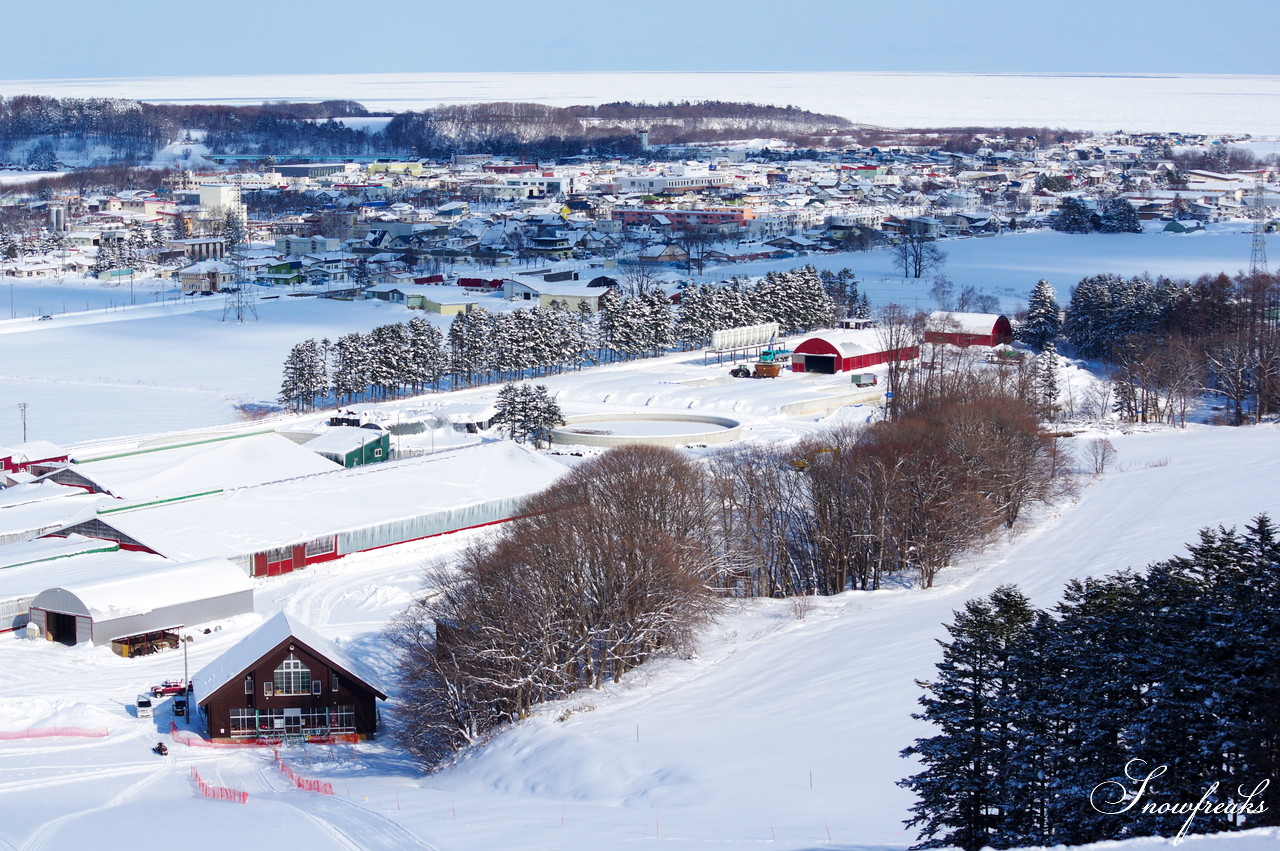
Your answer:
[502,275,603,312]
[53,441,567,578]
[193,611,387,744]
[0,480,111,546]
[0,535,129,632]
[28,432,340,500]
[789,329,920,374]
[300,426,390,468]
[923,312,1014,348]
[27,556,253,648]
[0,441,69,475]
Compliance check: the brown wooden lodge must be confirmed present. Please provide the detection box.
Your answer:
[192,611,387,745]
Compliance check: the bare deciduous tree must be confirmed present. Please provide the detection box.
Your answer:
[1083,438,1118,474]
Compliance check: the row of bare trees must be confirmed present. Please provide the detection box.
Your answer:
[389,447,721,764]
[713,375,1069,597]
[390,375,1071,765]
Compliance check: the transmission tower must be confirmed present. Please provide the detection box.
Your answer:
[1250,180,1269,276]
[221,251,258,323]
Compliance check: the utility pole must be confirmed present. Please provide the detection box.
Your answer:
[18,402,28,442]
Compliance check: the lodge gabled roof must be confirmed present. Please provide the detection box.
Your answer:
[193,611,389,703]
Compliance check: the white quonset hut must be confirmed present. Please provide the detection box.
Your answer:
[55,442,568,578]
[28,557,253,647]
[0,535,131,633]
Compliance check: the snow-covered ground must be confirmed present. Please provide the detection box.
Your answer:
[1,71,1278,135]
[1,229,1276,850]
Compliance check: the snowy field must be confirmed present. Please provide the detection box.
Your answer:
[1,71,1278,135]
[0,225,1261,448]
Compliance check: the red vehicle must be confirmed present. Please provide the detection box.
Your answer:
[150,679,187,697]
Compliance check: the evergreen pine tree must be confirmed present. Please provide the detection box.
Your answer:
[1020,279,1062,352]
[331,332,372,404]
[1052,197,1095,234]
[899,586,1037,851]
[406,316,446,393]
[1099,198,1143,234]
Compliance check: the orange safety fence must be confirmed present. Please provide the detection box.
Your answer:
[0,726,109,740]
[273,749,334,795]
[189,766,248,804]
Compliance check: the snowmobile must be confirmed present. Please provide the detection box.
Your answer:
[153,742,168,756]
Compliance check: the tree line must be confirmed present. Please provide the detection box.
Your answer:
[388,372,1070,767]
[1020,271,1280,425]
[278,268,837,410]
[1,94,861,164]
[900,516,1280,850]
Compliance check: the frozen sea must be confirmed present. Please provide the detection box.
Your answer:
[1,71,1279,136]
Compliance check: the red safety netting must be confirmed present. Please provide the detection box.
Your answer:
[189,766,248,804]
[273,749,334,795]
[0,726,109,740]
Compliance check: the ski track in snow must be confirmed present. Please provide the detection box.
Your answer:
[18,751,177,850]
[211,755,441,851]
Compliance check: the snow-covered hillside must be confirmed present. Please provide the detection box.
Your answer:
[1,422,1277,850]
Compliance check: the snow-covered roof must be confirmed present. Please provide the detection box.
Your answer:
[179,259,235,275]
[0,480,84,511]
[0,487,112,541]
[0,440,66,462]
[0,534,120,572]
[193,610,388,701]
[72,433,341,501]
[84,442,567,563]
[795,328,887,359]
[504,277,601,298]
[32,557,250,623]
[926,311,1006,335]
[302,426,382,455]
[0,547,170,604]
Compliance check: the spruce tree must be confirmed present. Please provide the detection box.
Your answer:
[1099,198,1143,234]
[899,585,1037,851]
[1020,279,1062,352]
[1053,197,1095,234]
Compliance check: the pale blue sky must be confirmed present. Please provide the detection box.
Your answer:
[1,0,1275,80]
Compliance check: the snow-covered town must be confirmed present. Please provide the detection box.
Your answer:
[1,126,1274,299]
[2,8,1280,850]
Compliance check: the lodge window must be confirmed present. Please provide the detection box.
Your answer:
[273,654,311,695]
[230,708,256,735]
[331,674,339,692]
[266,545,291,563]
[244,676,253,695]
[312,680,322,695]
